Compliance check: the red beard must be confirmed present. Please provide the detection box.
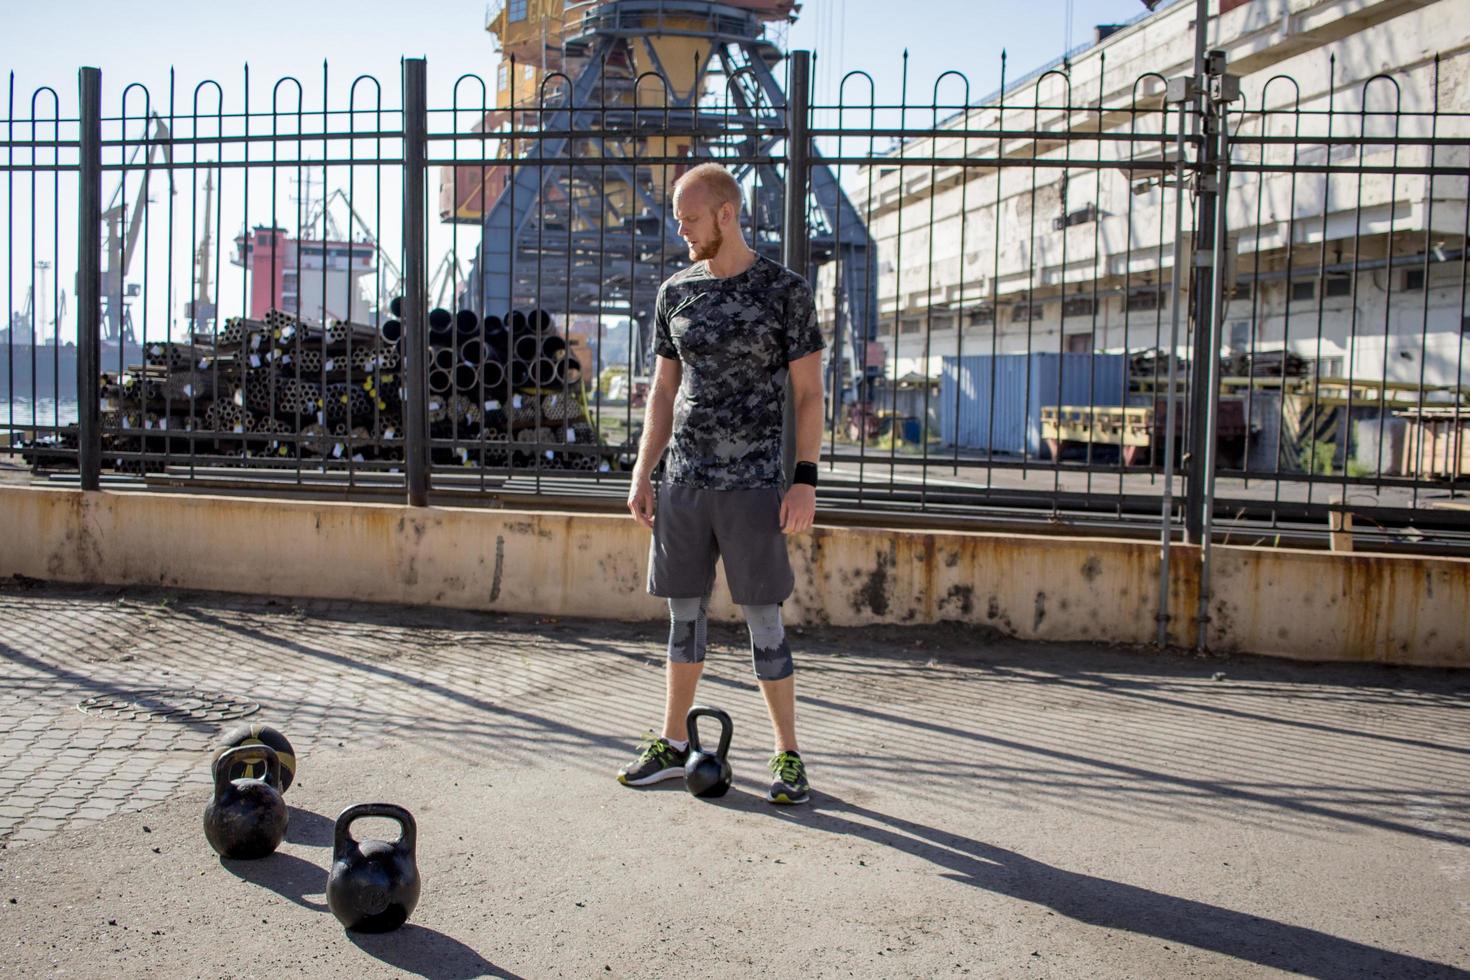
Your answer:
[688,224,724,262]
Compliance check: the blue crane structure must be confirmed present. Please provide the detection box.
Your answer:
[463,0,876,405]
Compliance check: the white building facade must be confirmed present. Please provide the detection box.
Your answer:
[829,0,1470,392]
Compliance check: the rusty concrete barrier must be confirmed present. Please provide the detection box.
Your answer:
[781,526,1181,645]
[1,486,655,621]
[1205,547,1469,665]
[0,486,1464,666]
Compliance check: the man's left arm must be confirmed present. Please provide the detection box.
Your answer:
[780,349,823,534]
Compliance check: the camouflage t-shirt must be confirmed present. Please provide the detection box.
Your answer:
[653,254,825,490]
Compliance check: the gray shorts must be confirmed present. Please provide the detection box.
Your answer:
[647,482,794,606]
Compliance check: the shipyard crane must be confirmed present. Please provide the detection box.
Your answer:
[458,0,876,407]
[7,264,66,343]
[100,113,175,343]
[184,169,218,335]
[8,285,33,339]
[429,253,464,311]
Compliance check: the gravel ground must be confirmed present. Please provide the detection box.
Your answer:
[0,580,1467,978]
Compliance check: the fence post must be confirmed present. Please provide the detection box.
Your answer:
[1183,25,1217,545]
[781,49,813,485]
[76,67,102,491]
[401,58,430,506]
[1156,85,1193,648]
[1194,51,1240,651]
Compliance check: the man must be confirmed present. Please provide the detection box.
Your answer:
[620,162,825,805]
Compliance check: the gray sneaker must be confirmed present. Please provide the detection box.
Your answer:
[617,734,688,786]
[767,750,810,805]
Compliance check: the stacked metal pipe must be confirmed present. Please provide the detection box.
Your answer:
[78,299,601,473]
[418,305,595,470]
[96,308,404,469]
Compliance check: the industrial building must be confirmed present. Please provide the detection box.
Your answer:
[836,0,1470,455]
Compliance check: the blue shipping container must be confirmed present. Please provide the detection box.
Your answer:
[938,353,1128,455]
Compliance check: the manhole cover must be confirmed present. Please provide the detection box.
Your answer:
[77,689,260,723]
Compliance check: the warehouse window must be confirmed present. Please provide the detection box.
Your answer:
[1061,296,1094,317]
[1404,268,1425,291]
[1011,301,1045,323]
[1324,274,1352,298]
[1290,280,1315,302]
[508,0,528,22]
[967,305,995,327]
[1125,289,1161,312]
[1052,203,1099,231]
[1229,320,1251,350]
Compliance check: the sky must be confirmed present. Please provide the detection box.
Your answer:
[4,0,1156,109]
[2,0,1156,344]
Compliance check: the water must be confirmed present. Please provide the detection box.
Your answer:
[4,398,80,429]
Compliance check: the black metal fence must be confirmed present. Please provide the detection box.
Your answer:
[805,49,1470,555]
[2,40,1468,556]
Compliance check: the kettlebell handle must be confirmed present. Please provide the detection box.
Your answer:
[686,705,732,760]
[335,802,417,858]
[213,744,282,796]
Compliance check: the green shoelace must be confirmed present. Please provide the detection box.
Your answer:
[769,751,804,785]
[635,734,676,765]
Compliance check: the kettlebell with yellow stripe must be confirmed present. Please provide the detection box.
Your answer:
[212,723,297,793]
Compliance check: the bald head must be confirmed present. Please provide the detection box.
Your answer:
[673,163,742,215]
[673,163,745,262]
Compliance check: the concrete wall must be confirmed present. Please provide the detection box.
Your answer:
[1,485,1465,666]
[1207,545,1468,663]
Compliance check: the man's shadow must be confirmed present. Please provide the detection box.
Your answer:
[719,789,1461,978]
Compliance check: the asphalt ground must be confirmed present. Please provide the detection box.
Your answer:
[0,580,1467,978]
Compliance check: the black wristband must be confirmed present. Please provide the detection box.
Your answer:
[792,461,818,487]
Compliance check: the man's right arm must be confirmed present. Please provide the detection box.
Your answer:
[627,354,682,527]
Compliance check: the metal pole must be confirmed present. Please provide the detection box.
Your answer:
[76,67,102,491]
[782,51,812,285]
[830,266,845,441]
[1196,52,1238,651]
[1157,95,1190,648]
[401,58,429,506]
[1190,0,1208,106]
[781,50,813,486]
[1183,0,1214,543]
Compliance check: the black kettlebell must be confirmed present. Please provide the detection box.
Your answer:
[211,723,297,793]
[684,705,734,799]
[327,803,421,933]
[203,744,288,859]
